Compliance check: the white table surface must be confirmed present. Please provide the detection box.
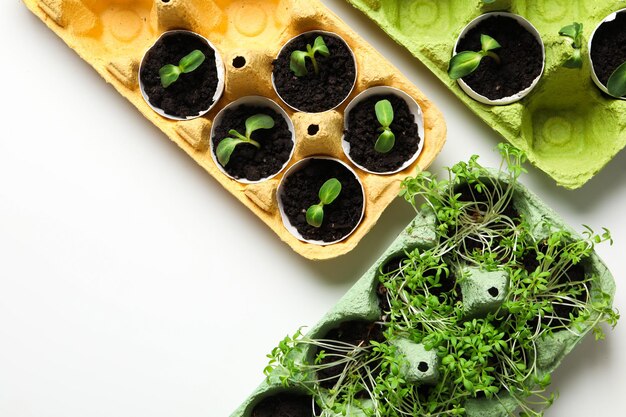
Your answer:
[1,1,624,416]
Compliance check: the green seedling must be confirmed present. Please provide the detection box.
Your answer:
[374,99,396,153]
[448,34,501,80]
[290,36,330,77]
[559,22,583,69]
[159,49,206,88]
[607,61,626,98]
[306,178,342,228]
[216,114,275,166]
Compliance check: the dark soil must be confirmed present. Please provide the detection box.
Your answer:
[590,10,626,96]
[344,94,420,173]
[315,320,385,390]
[140,32,219,118]
[522,242,590,329]
[456,15,543,100]
[273,32,357,112]
[251,392,318,417]
[281,159,364,243]
[212,105,294,181]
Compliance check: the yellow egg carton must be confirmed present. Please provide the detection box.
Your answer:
[23,0,446,260]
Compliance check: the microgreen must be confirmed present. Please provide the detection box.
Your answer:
[290,36,330,77]
[449,34,501,80]
[559,22,583,69]
[374,99,396,153]
[216,114,274,166]
[263,143,619,417]
[159,49,206,88]
[607,60,626,98]
[306,178,342,228]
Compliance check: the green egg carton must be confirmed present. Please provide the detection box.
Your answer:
[345,0,626,189]
[231,149,617,417]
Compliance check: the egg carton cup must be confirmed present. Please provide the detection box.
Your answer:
[231,170,616,416]
[342,85,425,175]
[346,0,626,189]
[23,0,447,260]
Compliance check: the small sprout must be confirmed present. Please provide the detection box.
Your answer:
[290,36,330,77]
[607,61,626,98]
[216,114,275,166]
[374,99,396,153]
[159,50,206,88]
[448,34,501,80]
[559,22,583,69]
[306,178,342,228]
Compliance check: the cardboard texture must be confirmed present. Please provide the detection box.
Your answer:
[231,174,616,416]
[346,0,626,189]
[23,0,447,260]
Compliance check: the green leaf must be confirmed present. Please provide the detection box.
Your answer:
[559,24,577,39]
[313,36,330,57]
[480,34,501,52]
[159,64,182,88]
[306,204,324,228]
[289,37,331,77]
[290,50,309,77]
[607,60,626,98]
[375,129,396,153]
[375,99,394,127]
[319,178,342,205]
[179,50,206,73]
[448,51,484,80]
[560,22,584,69]
[559,22,583,47]
[216,137,244,166]
[245,114,275,138]
[573,22,583,45]
[463,379,474,391]
[563,48,582,69]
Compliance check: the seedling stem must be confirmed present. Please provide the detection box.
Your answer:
[290,36,331,77]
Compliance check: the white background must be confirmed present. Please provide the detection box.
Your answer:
[1,1,624,416]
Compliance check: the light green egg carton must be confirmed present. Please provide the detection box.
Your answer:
[345,0,626,189]
[231,151,617,417]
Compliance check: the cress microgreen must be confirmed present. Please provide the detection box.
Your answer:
[159,49,206,88]
[306,178,342,228]
[607,60,626,98]
[290,36,330,77]
[263,143,619,417]
[448,34,501,80]
[374,99,396,153]
[559,22,584,68]
[216,114,275,166]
